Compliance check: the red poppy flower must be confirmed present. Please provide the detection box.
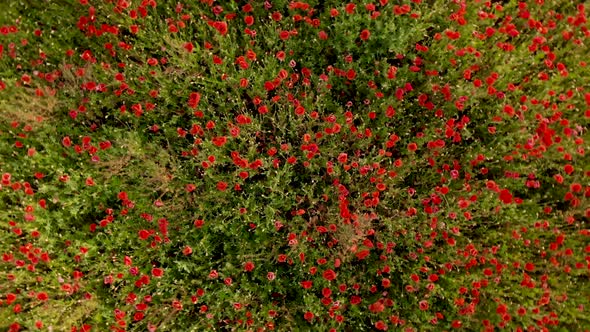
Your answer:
[375,320,388,331]
[138,230,150,240]
[322,269,336,281]
[36,292,48,301]
[212,136,227,147]
[360,29,371,41]
[369,300,385,313]
[244,261,255,272]
[499,189,513,204]
[62,136,72,147]
[345,3,356,14]
[188,92,201,108]
[194,219,204,228]
[213,21,228,35]
[151,268,163,277]
[216,181,228,191]
[301,280,313,289]
[356,249,370,260]
[183,42,193,52]
[419,300,429,310]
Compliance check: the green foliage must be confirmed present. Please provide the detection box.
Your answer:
[0,0,589,331]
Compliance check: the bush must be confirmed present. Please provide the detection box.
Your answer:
[0,1,589,331]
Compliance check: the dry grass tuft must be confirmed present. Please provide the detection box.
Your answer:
[0,86,58,129]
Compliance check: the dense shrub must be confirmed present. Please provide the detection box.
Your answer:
[0,0,589,331]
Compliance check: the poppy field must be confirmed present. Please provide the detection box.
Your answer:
[0,0,589,331]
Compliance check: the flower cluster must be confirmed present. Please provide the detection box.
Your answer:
[0,0,588,331]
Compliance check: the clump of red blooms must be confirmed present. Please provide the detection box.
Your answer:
[0,0,589,331]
